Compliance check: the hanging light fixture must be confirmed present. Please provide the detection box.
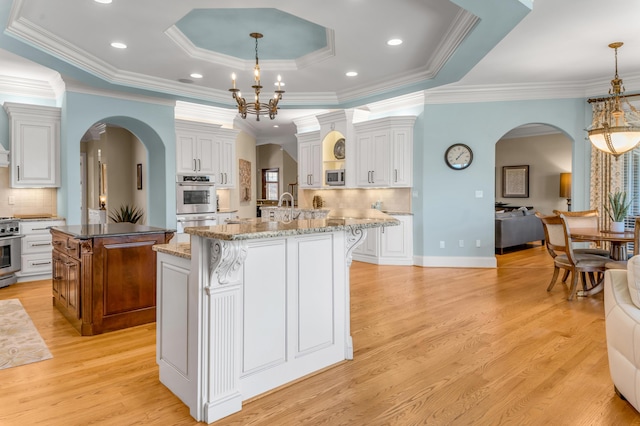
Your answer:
[587,42,640,157]
[229,33,285,121]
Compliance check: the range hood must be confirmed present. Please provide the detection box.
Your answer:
[0,145,7,167]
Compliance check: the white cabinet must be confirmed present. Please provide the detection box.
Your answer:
[215,130,238,188]
[176,121,217,175]
[297,131,322,188]
[17,218,66,281]
[353,214,413,265]
[353,116,415,188]
[175,121,238,187]
[3,103,61,188]
[355,130,390,187]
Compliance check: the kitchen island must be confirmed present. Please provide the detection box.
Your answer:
[50,223,174,335]
[153,209,398,423]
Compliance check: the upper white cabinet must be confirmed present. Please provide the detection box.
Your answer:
[297,131,322,188]
[355,130,390,187]
[175,120,238,187]
[353,116,415,188]
[4,103,61,188]
[216,129,238,188]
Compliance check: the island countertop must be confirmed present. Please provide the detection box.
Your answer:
[51,223,175,239]
[183,208,398,241]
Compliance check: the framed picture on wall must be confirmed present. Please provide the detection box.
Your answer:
[502,165,529,198]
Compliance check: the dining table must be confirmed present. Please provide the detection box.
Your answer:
[570,227,634,261]
[569,227,634,297]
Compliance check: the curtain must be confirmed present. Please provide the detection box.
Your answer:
[590,148,624,230]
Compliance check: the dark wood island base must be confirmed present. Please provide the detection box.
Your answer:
[50,224,174,335]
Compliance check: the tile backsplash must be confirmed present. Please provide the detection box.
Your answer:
[0,167,57,217]
[299,188,411,213]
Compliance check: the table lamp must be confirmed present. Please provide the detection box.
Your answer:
[559,173,571,211]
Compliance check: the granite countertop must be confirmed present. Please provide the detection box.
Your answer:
[14,215,66,221]
[51,223,175,239]
[184,208,399,241]
[153,242,191,259]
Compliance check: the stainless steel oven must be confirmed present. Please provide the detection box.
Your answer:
[176,174,216,215]
[0,218,21,288]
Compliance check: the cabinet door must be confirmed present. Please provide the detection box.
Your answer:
[66,257,81,319]
[356,132,389,187]
[380,215,413,260]
[391,128,412,187]
[371,131,390,186]
[12,118,60,187]
[218,138,236,188]
[196,135,217,175]
[176,133,198,174]
[52,251,63,301]
[299,141,322,188]
[357,229,379,257]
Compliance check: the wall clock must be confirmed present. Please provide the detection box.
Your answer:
[444,143,473,170]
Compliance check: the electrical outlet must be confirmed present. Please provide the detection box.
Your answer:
[476,239,481,247]
[439,241,445,249]
[8,196,14,205]
[459,240,464,247]
[475,190,483,198]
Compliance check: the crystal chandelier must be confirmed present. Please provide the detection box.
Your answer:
[587,42,640,157]
[229,33,285,121]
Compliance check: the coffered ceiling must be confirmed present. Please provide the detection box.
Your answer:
[1,0,640,140]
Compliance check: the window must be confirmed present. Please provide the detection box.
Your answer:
[262,168,279,200]
[622,149,640,253]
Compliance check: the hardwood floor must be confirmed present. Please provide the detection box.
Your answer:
[1,245,639,425]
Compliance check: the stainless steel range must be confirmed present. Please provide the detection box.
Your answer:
[0,218,21,288]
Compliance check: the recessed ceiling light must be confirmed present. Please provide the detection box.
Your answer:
[110,42,127,49]
[387,38,403,46]
[94,0,112,3]
[346,71,358,77]
[190,73,203,79]
[273,125,279,128]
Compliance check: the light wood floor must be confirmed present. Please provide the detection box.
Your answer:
[1,244,639,425]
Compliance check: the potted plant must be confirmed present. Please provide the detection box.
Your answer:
[109,204,144,224]
[605,191,633,232]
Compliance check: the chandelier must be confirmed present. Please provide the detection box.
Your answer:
[587,42,640,157]
[229,33,285,121]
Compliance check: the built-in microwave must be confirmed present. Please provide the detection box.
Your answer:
[326,169,345,186]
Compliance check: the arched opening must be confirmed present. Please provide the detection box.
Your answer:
[80,123,148,225]
[495,123,572,214]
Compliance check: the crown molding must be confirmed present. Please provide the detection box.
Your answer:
[174,101,237,126]
[424,10,479,76]
[64,78,176,106]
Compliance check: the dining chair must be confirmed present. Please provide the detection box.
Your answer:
[537,213,610,300]
[606,217,640,270]
[552,209,610,257]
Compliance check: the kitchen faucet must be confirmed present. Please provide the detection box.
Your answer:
[278,192,294,220]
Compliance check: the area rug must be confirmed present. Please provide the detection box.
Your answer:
[0,299,52,370]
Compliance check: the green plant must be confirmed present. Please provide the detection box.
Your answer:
[109,204,144,224]
[605,191,633,222]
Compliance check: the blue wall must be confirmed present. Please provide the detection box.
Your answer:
[414,97,590,265]
[60,91,176,227]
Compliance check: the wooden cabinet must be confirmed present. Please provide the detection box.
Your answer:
[51,226,174,335]
[353,116,415,188]
[3,102,61,187]
[175,120,238,187]
[297,131,322,188]
[52,249,81,320]
[17,219,66,281]
[353,214,413,265]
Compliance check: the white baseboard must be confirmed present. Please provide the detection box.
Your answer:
[413,255,497,268]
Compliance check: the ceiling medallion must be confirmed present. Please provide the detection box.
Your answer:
[587,42,640,157]
[229,33,285,121]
